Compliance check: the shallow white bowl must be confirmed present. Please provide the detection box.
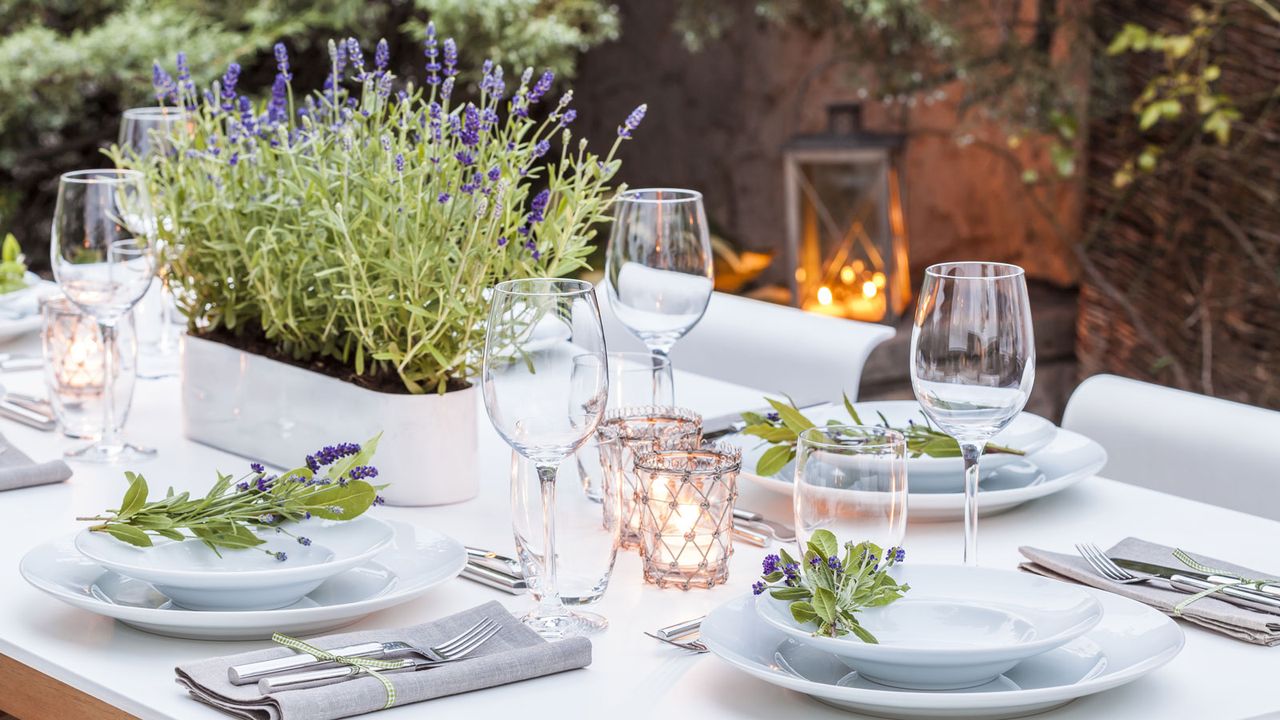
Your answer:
[74,515,395,611]
[704,588,1182,720]
[755,564,1103,690]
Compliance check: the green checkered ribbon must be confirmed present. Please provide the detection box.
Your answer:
[1170,549,1274,617]
[270,633,412,709]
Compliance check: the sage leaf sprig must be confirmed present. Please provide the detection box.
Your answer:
[741,395,1025,476]
[0,233,27,294]
[76,434,385,560]
[753,530,909,643]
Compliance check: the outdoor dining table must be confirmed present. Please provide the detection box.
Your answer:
[0,364,1276,720]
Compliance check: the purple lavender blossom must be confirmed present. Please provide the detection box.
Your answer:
[228,152,240,167]
[251,462,265,474]
[487,166,500,182]
[762,554,781,575]
[395,153,405,173]
[268,75,288,124]
[497,236,508,246]
[618,103,647,138]
[274,43,291,81]
[347,37,366,78]
[376,72,392,98]
[423,22,441,85]
[528,70,554,105]
[152,63,175,103]
[374,39,389,71]
[454,149,475,166]
[305,442,362,472]
[221,63,241,111]
[783,562,801,585]
[441,77,454,103]
[891,547,906,563]
[274,551,288,562]
[459,104,481,146]
[176,52,195,106]
[347,465,379,481]
[297,536,312,546]
[442,38,458,78]
[827,556,843,572]
[236,481,249,492]
[752,581,766,595]
[533,139,550,158]
[809,555,822,567]
[373,495,386,506]
[437,192,451,203]
[559,109,577,126]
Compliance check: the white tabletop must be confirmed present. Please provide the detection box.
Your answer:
[1,361,1278,720]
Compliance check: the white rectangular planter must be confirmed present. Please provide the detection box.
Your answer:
[181,335,478,506]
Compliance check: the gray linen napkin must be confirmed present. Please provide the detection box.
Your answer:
[0,433,71,491]
[1020,537,1280,646]
[175,601,591,720]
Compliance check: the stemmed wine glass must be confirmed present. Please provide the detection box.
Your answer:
[482,278,609,637]
[50,169,157,462]
[910,262,1034,565]
[604,189,714,367]
[118,107,187,368]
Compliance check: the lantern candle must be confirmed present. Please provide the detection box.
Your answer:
[635,444,741,590]
[600,406,703,549]
[41,296,138,439]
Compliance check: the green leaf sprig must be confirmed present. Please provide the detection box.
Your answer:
[741,395,1024,476]
[76,434,385,560]
[0,233,27,294]
[754,530,909,643]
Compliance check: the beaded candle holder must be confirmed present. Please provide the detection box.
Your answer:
[600,406,702,549]
[635,444,742,590]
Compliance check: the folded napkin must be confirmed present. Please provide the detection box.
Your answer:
[0,433,72,492]
[1020,537,1280,646]
[176,601,591,720]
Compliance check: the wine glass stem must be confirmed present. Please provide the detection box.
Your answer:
[959,441,983,566]
[535,464,562,613]
[100,322,120,449]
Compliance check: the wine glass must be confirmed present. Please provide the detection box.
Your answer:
[50,169,157,462]
[910,262,1034,565]
[604,189,714,367]
[119,107,186,369]
[482,278,609,637]
[793,426,908,553]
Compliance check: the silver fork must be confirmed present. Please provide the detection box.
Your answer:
[229,617,500,684]
[258,621,503,692]
[1075,543,1147,585]
[645,616,707,653]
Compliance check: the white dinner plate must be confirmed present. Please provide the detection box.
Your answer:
[21,521,465,640]
[754,565,1102,690]
[703,588,1184,719]
[742,428,1107,522]
[74,515,396,610]
[730,402,1056,494]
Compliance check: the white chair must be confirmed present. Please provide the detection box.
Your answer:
[1062,374,1280,520]
[597,287,895,406]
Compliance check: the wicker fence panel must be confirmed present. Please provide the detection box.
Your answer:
[1082,0,1280,409]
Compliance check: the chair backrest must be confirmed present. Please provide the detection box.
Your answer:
[597,287,895,406]
[1062,374,1280,519]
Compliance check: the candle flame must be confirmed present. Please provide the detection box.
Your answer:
[861,281,878,299]
[817,286,833,305]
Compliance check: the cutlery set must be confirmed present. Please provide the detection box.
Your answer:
[229,618,503,692]
[1075,543,1280,615]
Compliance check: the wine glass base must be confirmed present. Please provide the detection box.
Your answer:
[521,606,608,639]
[65,441,157,463]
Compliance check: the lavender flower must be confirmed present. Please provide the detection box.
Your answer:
[221,63,241,111]
[376,72,392,98]
[236,481,250,492]
[305,442,361,472]
[330,38,348,74]
[752,581,766,596]
[827,556,843,572]
[268,74,288,124]
[460,104,481,146]
[423,22,440,85]
[258,513,277,523]
[176,52,195,105]
[487,166,501,182]
[274,551,288,562]
[559,109,577,126]
[152,63,175,103]
[373,495,386,506]
[533,139,550,158]
[528,70,554,105]
[891,547,906,563]
[497,236,508,246]
[783,562,801,585]
[395,153,405,173]
[618,103,647,138]
[347,38,366,78]
[250,462,266,474]
[437,192,451,203]
[347,465,379,481]
[442,38,458,78]
[809,555,822,567]
[374,39,389,71]
[274,43,291,81]
[297,536,312,546]
[762,553,781,575]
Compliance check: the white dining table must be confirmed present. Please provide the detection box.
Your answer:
[0,359,1278,720]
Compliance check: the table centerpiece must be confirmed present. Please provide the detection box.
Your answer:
[126,28,644,504]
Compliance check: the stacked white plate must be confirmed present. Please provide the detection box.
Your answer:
[701,565,1184,719]
[728,401,1108,521]
[20,519,466,640]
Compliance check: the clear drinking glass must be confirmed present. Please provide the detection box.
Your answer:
[482,278,609,637]
[605,189,714,365]
[119,107,187,368]
[794,426,908,552]
[573,352,673,499]
[600,406,703,549]
[511,427,621,605]
[910,262,1034,565]
[41,297,139,439]
[50,169,156,462]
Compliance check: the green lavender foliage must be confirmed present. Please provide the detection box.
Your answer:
[120,33,639,394]
[78,435,383,557]
[757,531,910,643]
[741,394,1025,476]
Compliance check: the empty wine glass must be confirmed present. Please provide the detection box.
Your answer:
[50,169,157,462]
[605,189,714,366]
[482,278,609,637]
[793,426,908,552]
[118,107,187,370]
[910,262,1034,565]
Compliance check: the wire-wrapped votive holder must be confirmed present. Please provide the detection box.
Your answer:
[635,443,742,590]
[600,406,703,549]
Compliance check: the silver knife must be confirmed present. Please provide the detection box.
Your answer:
[0,399,55,431]
[258,654,472,693]
[460,561,527,594]
[230,640,412,684]
[1113,558,1280,597]
[1166,575,1280,617]
[464,546,522,574]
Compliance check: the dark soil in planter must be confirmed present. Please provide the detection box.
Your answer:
[194,326,471,395]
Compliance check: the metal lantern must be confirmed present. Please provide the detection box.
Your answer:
[783,103,911,323]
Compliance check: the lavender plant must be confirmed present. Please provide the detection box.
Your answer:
[753,530,909,643]
[76,436,385,560]
[120,27,645,394]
